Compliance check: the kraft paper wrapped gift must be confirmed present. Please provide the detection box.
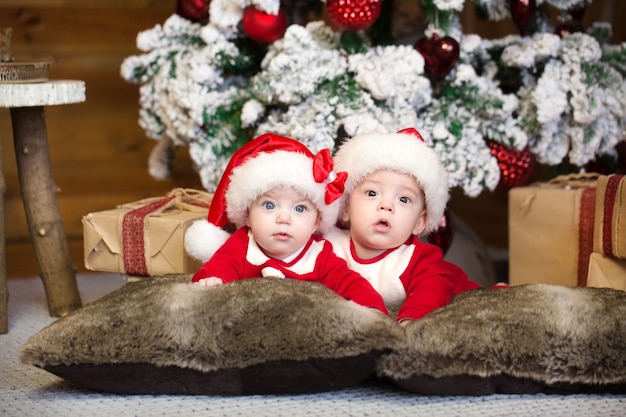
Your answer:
[586,252,626,291]
[83,189,212,276]
[509,174,598,287]
[593,174,626,259]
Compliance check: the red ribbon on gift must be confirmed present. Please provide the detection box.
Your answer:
[121,189,212,276]
[547,174,598,287]
[601,175,622,257]
[577,188,596,286]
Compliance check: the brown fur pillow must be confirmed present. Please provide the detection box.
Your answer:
[21,279,626,396]
[377,284,626,395]
[20,275,403,395]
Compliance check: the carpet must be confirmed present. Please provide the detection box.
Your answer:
[2,274,625,417]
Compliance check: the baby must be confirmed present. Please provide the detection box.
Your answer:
[185,133,387,314]
[325,128,480,326]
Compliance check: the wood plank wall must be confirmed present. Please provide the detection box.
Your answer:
[1,1,203,277]
[1,0,624,278]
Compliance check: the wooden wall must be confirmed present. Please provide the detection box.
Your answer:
[1,0,624,278]
[1,1,203,277]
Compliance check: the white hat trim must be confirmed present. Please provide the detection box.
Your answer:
[226,150,340,234]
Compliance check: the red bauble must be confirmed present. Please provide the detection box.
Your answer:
[488,141,534,189]
[427,210,453,255]
[326,0,382,31]
[242,6,287,43]
[176,0,211,23]
[414,34,460,81]
[509,0,536,36]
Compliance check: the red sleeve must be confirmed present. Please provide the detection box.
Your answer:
[446,261,481,294]
[191,228,249,283]
[396,242,456,322]
[316,242,388,315]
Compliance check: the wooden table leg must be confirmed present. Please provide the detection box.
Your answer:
[0,136,7,333]
[10,106,82,317]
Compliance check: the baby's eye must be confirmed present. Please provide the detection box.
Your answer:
[263,201,275,210]
[399,196,410,204]
[294,204,307,213]
[366,190,378,197]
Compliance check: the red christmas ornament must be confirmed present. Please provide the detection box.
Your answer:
[414,34,460,81]
[427,210,454,255]
[488,141,534,189]
[509,0,536,36]
[326,0,382,31]
[242,6,287,43]
[176,0,211,23]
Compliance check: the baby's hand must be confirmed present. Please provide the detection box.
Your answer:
[398,319,413,328]
[194,277,224,287]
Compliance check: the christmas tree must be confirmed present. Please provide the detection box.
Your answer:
[121,0,626,197]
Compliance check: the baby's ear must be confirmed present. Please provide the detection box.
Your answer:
[412,210,428,235]
[341,203,350,223]
[314,212,322,228]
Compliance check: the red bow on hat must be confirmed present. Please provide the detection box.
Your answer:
[313,148,347,204]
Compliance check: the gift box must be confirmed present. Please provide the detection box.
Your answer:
[593,174,626,259]
[509,174,598,287]
[83,189,212,276]
[586,252,626,291]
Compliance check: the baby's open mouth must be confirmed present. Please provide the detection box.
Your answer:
[374,219,390,231]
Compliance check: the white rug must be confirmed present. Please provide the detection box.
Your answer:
[2,274,625,417]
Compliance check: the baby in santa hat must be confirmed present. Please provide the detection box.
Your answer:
[184,133,387,315]
[325,128,480,327]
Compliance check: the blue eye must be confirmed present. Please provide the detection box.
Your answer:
[295,204,306,213]
[263,201,275,210]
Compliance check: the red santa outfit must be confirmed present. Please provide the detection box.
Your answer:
[185,133,387,314]
[192,226,387,313]
[325,227,478,321]
[327,128,480,322]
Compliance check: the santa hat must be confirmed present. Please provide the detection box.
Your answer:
[185,133,347,262]
[333,128,449,235]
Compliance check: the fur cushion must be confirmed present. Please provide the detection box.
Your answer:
[20,275,402,395]
[377,284,626,395]
[20,279,626,396]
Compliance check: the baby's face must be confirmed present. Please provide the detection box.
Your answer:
[343,169,427,259]
[247,187,320,260]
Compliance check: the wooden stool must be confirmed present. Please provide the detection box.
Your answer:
[0,80,85,333]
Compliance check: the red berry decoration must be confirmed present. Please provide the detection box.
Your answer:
[242,6,287,43]
[176,0,211,23]
[509,0,536,36]
[326,0,382,31]
[488,141,534,189]
[414,34,460,81]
